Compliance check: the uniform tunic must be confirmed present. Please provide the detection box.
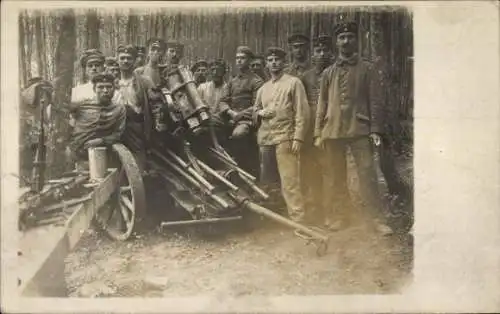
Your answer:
[315,54,386,223]
[134,65,161,87]
[219,71,264,123]
[218,71,264,176]
[70,101,126,159]
[315,54,384,140]
[254,73,310,223]
[284,60,310,78]
[300,66,329,217]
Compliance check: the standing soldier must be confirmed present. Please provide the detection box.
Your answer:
[218,46,264,177]
[104,57,120,82]
[134,46,147,69]
[284,33,310,77]
[71,49,105,106]
[134,38,166,87]
[250,55,269,81]
[254,47,310,224]
[191,59,209,87]
[300,34,334,224]
[114,44,155,174]
[314,22,392,235]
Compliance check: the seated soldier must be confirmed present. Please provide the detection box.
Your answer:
[68,73,126,167]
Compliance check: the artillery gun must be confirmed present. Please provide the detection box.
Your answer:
[18,65,330,257]
[100,64,330,255]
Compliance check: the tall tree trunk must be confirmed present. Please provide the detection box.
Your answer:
[34,13,45,78]
[19,13,27,88]
[52,10,77,176]
[86,9,100,50]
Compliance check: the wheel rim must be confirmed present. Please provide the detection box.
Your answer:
[97,144,146,241]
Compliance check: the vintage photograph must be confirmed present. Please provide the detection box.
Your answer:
[17,4,414,298]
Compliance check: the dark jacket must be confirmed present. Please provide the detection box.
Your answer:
[315,56,385,140]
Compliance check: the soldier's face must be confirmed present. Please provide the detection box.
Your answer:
[211,65,226,79]
[194,66,208,81]
[250,59,264,73]
[312,45,332,64]
[235,53,250,71]
[135,53,145,66]
[118,53,135,71]
[148,45,163,63]
[165,48,179,64]
[266,55,285,74]
[291,43,307,60]
[94,82,114,103]
[337,32,357,55]
[108,66,120,79]
[86,60,104,79]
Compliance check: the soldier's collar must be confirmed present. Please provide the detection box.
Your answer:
[337,53,359,66]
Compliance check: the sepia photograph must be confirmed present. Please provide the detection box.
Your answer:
[4,1,499,313]
[14,3,415,299]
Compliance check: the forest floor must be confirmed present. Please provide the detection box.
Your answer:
[64,153,414,297]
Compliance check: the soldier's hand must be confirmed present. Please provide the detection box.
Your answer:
[369,133,382,147]
[84,138,104,149]
[314,137,324,150]
[291,140,302,155]
[257,109,275,120]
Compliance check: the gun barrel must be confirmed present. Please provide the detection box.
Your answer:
[244,201,329,243]
[194,158,239,192]
[151,150,230,209]
[209,148,257,181]
[164,149,215,192]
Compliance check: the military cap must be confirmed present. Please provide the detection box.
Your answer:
[313,34,333,48]
[104,57,118,67]
[287,33,310,45]
[91,72,116,85]
[252,55,265,62]
[334,21,358,36]
[117,44,138,58]
[209,59,227,68]
[166,41,184,51]
[136,46,146,55]
[236,46,254,58]
[265,47,286,59]
[190,59,209,72]
[147,37,166,51]
[79,49,105,68]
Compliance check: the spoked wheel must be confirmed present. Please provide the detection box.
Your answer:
[96,143,146,241]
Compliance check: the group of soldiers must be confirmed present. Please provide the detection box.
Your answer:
[20,20,399,236]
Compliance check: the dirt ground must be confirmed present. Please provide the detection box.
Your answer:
[64,155,413,298]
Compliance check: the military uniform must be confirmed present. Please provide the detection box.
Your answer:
[315,22,387,229]
[114,45,156,172]
[298,34,334,222]
[191,59,209,87]
[284,33,310,77]
[254,47,310,223]
[134,38,166,87]
[69,73,126,160]
[219,46,264,176]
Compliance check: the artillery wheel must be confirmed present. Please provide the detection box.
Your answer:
[96,143,146,241]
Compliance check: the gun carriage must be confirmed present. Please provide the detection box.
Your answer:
[19,65,330,260]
